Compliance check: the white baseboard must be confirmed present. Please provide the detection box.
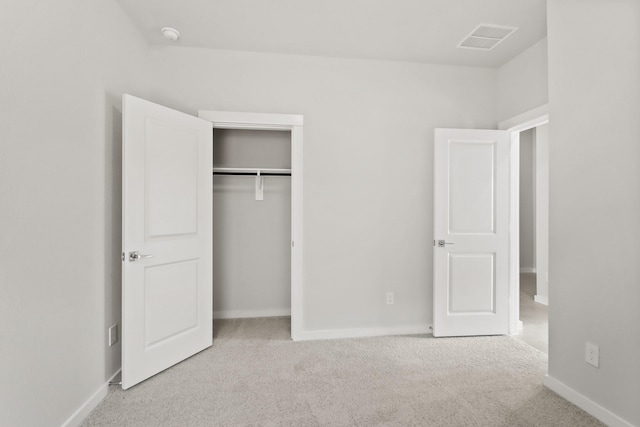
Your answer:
[214,308,291,319]
[61,370,120,427]
[520,268,537,273]
[544,375,634,427]
[534,295,549,305]
[509,320,524,336]
[295,324,432,341]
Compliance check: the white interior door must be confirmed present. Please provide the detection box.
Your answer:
[122,95,213,389]
[433,128,510,337]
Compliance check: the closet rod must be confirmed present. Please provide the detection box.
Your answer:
[214,171,291,177]
[212,167,291,177]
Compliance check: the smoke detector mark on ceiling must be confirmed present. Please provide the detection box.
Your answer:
[161,27,180,41]
[457,24,518,51]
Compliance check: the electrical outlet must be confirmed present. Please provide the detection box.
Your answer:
[386,292,394,305]
[585,342,599,368]
[108,324,118,347]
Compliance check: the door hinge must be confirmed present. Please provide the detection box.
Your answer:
[121,252,125,262]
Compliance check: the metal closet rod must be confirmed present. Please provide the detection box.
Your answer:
[212,167,291,177]
[214,171,291,176]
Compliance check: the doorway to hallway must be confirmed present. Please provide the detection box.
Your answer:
[515,272,548,353]
[511,121,549,354]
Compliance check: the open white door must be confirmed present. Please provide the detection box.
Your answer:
[433,128,510,337]
[122,95,213,389]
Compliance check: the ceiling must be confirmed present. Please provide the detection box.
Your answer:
[117,0,546,68]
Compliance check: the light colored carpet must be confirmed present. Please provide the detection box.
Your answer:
[83,317,602,426]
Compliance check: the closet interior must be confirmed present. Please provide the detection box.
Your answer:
[212,128,292,322]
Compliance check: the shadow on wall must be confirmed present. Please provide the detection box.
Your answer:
[104,93,123,381]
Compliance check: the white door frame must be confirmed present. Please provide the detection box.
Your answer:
[499,104,549,335]
[197,110,304,341]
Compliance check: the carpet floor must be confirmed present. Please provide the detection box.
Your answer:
[83,317,603,426]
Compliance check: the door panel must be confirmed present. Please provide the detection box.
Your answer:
[145,120,200,237]
[449,141,496,233]
[122,95,213,389]
[433,128,509,337]
[448,253,495,313]
[144,260,199,347]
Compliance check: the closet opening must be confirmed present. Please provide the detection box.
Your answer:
[212,129,292,332]
[199,110,304,341]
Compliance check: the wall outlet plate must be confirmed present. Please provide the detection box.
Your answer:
[386,292,394,305]
[108,324,118,347]
[585,342,599,367]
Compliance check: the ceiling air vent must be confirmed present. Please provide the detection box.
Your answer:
[457,24,518,51]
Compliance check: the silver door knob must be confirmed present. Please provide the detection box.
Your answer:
[129,251,153,262]
[436,240,455,247]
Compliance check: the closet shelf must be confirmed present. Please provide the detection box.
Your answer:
[212,167,291,176]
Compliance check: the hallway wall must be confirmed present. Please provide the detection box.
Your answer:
[519,128,536,272]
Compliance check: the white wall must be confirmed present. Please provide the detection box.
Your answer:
[497,38,548,122]
[213,129,291,318]
[534,124,549,304]
[0,1,148,425]
[519,128,536,271]
[547,1,640,425]
[145,46,498,332]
